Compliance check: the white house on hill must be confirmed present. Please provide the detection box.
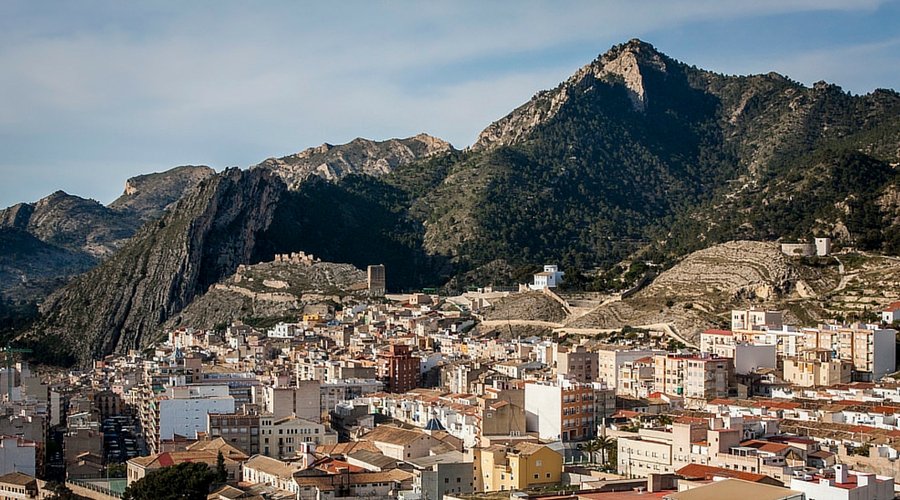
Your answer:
[530,265,564,290]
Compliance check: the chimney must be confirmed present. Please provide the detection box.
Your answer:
[835,464,848,483]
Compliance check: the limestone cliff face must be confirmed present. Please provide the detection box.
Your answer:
[34,168,286,362]
[110,165,216,221]
[255,133,453,189]
[471,39,665,151]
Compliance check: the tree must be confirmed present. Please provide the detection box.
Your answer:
[215,451,227,484]
[122,462,216,500]
[594,436,615,466]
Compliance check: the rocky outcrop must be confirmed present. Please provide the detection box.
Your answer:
[471,39,664,151]
[255,133,453,189]
[165,260,368,329]
[33,168,286,363]
[109,165,216,221]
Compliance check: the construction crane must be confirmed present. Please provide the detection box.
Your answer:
[2,343,32,401]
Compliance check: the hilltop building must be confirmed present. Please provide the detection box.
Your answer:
[529,264,564,290]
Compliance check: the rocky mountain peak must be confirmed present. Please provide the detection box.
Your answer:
[586,38,667,111]
[255,134,454,189]
[471,39,669,151]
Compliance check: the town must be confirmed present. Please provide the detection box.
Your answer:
[3,258,900,500]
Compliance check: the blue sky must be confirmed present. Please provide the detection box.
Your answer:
[1,0,898,208]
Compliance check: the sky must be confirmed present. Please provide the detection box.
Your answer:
[1,1,898,208]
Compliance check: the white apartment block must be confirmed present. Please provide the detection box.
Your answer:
[158,385,235,442]
[524,377,613,442]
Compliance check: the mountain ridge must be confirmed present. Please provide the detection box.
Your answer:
[17,38,900,365]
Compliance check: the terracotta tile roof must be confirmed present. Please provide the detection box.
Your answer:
[740,440,790,454]
[362,425,427,446]
[293,469,413,491]
[676,464,775,484]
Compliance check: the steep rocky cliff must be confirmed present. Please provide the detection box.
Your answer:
[255,133,453,189]
[109,165,216,221]
[32,168,285,362]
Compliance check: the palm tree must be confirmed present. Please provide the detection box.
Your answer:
[594,436,614,466]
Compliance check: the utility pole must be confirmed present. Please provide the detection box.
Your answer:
[2,343,32,401]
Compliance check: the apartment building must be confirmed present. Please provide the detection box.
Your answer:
[138,384,235,454]
[653,354,734,405]
[258,382,321,422]
[259,415,337,459]
[731,309,783,331]
[618,419,788,481]
[802,323,896,381]
[524,378,613,442]
[377,344,419,393]
[597,347,666,389]
[208,411,261,455]
[556,345,598,383]
[0,436,36,476]
[618,356,655,398]
[783,349,852,387]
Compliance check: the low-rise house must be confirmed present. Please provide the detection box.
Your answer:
[663,478,803,500]
[407,451,474,500]
[293,469,414,500]
[359,425,446,461]
[242,455,304,495]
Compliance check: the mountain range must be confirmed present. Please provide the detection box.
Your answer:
[4,38,900,365]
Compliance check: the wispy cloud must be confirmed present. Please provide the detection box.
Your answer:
[0,0,895,207]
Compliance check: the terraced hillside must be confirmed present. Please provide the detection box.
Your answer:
[481,291,568,323]
[564,241,846,342]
